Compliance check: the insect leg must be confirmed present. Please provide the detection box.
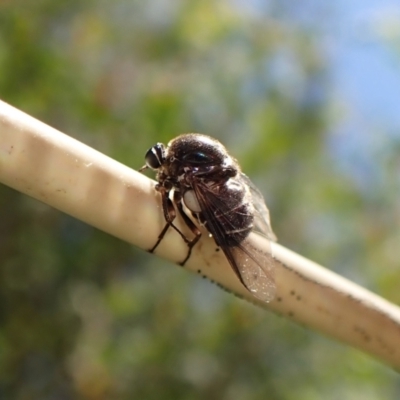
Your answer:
[174,191,202,266]
[149,187,177,253]
[150,186,200,259]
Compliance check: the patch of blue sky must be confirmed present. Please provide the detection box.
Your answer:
[232,0,400,191]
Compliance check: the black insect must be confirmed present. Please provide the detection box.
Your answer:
[140,133,277,302]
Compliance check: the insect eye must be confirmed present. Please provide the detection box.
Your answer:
[144,144,164,169]
[183,151,211,164]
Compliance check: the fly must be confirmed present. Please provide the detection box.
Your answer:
[140,133,277,302]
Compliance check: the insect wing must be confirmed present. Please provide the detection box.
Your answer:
[228,232,275,302]
[240,174,277,242]
[192,179,276,302]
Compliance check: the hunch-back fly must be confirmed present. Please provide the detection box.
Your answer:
[140,133,277,302]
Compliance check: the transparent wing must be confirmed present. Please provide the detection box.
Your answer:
[192,177,276,302]
[240,173,277,241]
[224,232,275,302]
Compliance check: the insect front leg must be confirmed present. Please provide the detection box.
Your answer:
[148,185,177,254]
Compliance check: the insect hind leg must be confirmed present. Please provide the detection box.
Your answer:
[150,188,202,266]
[175,198,202,266]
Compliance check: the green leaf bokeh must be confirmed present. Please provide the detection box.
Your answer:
[0,1,399,399]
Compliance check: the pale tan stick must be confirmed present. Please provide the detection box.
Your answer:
[0,99,399,370]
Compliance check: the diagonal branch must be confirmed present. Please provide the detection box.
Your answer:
[0,99,399,371]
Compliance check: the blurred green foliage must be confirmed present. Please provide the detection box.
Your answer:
[0,1,399,399]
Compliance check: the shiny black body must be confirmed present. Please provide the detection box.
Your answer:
[140,133,276,302]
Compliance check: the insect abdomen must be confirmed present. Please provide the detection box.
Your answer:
[200,178,254,247]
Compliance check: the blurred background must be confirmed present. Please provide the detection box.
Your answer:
[1,0,400,399]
